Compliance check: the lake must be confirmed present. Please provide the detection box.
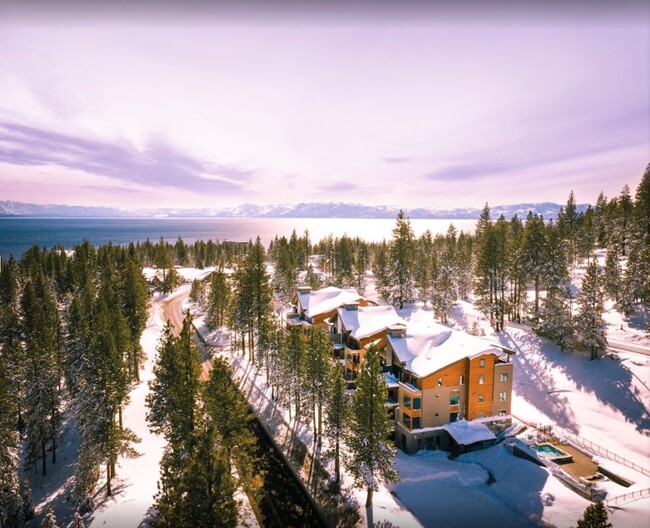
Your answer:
[0,217,477,260]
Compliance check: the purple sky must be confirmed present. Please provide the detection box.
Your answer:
[0,1,648,210]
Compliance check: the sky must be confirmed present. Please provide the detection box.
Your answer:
[0,0,648,211]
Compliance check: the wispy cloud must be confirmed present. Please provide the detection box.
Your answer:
[316,181,360,193]
[0,122,254,195]
[382,156,412,164]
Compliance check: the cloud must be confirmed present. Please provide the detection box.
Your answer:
[425,162,515,182]
[382,156,412,164]
[316,181,360,193]
[0,122,254,195]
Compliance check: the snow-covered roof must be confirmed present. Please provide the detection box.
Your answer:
[338,305,406,340]
[298,286,362,318]
[387,322,502,378]
[442,420,496,446]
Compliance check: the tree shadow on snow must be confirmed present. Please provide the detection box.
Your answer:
[498,332,579,433]
[502,330,650,436]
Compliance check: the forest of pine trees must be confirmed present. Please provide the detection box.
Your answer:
[0,167,648,526]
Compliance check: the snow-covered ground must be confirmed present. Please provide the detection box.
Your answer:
[26,259,650,527]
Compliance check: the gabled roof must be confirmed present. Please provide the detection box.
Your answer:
[297,286,362,319]
[387,322,502,378]
[338,305,406,341]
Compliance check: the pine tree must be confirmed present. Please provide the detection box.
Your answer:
[324,361,349,485]
[120,256,149,383]
[21,269,62,475]
[387,210,415,309]
[202,357,257,494]
[575,501,612,528]
[41,506,59,528]
[603,247,621,301]
[305,327,331,442]
[345,345,398,508]
[0,353,23,528]
[284,326,306,421]
[371,242,391,303]
[176,423,237,528]
[575,261,607,360]
[206,270,230,331]
[522,212,545,314]
[68,512,86,528]
[146,315,200,452]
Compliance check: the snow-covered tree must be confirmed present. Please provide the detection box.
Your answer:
[324,361,349,485]
[67,512,86,528]
[575,261,607,360]
[345,345,398,508]
[21,269,62,475]
[387,210,416,309]
[304,327,331,442]
[0,353,24,528]
[41,506,59,528]
[522,212,546,314]
[603,247,621,301]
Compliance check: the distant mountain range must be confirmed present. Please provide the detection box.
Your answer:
[0,200,589,220]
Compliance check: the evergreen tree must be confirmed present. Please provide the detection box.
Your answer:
[146,315,200,451]
[305,327,331,442]
[0,255,26,432]
[120,257,149,383]
[371,242,391,303]
[0,354,23,528]
[41,506,59,528]
[68,512,86,528]
[574,501,612,528]
[387,210,415,309]
[603,247,622,301]
[202,357,258,495]
[324,361,349,485]
[575,261,607,360]
[507,215,526,323]
[522,212,545,314]
[206,270,230,331]
[345,345,398,508]
[284,326,306,421]
[21,270,61,475]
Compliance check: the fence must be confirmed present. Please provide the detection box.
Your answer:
[552,425,650,478]
[606,488,650,506]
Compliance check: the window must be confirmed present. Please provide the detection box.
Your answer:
[352,355,360,365]
[412,417,421,429]
[459,375,465,385]
[479,375,485,385]
[450,393,459,405]
[500,372,509,382]
[403,395,411,409]
[403,414,411,428]
[498,410,507,416]
[437,377,443,387]
[478,393,484,403]
[499,391,507,401]
[413,397,421,410]
[479,358,485,368]
[449,412,458,423]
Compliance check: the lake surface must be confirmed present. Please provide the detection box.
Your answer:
[0,217,476,260]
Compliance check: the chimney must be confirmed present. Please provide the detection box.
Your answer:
[297,286,312,294]
[387,324,406,338]
[343,301,359,311]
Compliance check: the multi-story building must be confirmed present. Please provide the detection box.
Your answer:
[384,322,515,454]
[285,286,371,337]
[329,303,406,378]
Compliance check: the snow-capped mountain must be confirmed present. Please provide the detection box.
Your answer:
[0,200,588,219]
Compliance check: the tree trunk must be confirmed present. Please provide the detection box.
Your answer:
[366,486,373,508]
[107,463,112,496]
[52,436,56,464]
[119,406,123,430]
[133,352,140,383]
[335,440,340,484]
[42,441,47,476]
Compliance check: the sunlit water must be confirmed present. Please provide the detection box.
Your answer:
[0,217,477,260]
